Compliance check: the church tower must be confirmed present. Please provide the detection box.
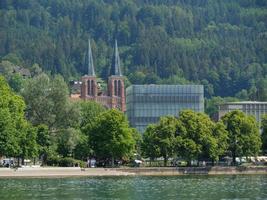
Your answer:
[81,40,98,99]
[108,40,126,112]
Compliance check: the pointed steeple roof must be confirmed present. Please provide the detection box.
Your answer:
[87,39,95,76]
[110,40,122,76]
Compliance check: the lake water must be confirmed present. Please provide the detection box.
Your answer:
[0,175,267,199]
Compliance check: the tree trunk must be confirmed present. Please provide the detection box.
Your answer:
[211,159,215,166]
[187,159,191,167]
[111,156,114,168]
[232,153,236,166]
[22,157,25,166]
[164,156,168,167]
[43,153,47,166]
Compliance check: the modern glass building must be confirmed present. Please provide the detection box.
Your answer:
[126,85,204,133]
[218,101,267,123]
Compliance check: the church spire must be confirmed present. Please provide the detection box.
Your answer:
[110,40,122,76]
[87,39,95,76]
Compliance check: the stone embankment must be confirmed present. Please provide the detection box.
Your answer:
[115,166,267,176]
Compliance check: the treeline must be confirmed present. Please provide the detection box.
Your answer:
[1,74,267,167]
[0,0,267,100]
[0,74,138,167]
[142,110,267,166]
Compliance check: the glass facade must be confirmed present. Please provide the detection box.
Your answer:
[126,85,204,133]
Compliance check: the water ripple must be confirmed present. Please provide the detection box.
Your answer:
[0,175,267,200]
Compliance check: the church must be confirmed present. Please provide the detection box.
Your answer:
[78,40,126,112]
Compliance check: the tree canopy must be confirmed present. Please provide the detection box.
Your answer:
[222,110,262,164]
[87,109,137,166]
[142,110,229,166]
[0,76,38,159]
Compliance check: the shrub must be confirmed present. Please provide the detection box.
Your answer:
[46,156,60,166]
[46,157,83,167]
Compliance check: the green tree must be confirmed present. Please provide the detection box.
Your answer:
[141,124,161,163]
[261,115,267,154]
[19,123,38,165]
[0,107,19,157]
[142,116,183,166]
[88,109,136,166]
[22,73,79,130]
[8,73,25,93]
[0,1,267,98]
[36,124,51,165]
[0,76,22,157]
[212,122,229,161]
[0,76,37,161]
[222,110,261,164]
[75,101,106,160]
[205,96,239,117]
[177,110,228,164]
[57,128,82,158]
[79,101,106,130]
[155,116,178,166]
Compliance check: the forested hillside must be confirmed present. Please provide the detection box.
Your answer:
[0,0,267,99]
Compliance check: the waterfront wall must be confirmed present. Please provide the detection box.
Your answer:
[0,166,267,177]
[116,166,267,175]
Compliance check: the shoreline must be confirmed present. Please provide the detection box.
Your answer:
[0,166,267,178]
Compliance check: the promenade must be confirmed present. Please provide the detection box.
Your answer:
[1,166,267,177]
[0,167,134,177]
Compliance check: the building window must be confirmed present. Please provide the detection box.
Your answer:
[87,80,91,96]
[114,80,117,96]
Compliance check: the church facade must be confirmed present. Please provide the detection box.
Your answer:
[79,40,126,112]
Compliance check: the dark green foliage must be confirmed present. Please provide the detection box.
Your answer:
[0,1,266,98]
[205,96,239,117]
[46,156,83,167]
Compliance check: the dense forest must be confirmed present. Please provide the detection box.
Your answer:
[0,0,267,100]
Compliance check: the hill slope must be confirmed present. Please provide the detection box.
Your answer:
[0,0,266,99]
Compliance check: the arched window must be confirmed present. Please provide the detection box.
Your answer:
[87,80,91,96]
[114,80,118,96]
[91,80,94,96]
[118,80,121,97]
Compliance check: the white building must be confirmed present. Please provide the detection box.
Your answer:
[218,101,267,123]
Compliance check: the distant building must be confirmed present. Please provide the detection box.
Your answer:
[71,40,125,112]
[126,85,204,133]
[218,101,267,123]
